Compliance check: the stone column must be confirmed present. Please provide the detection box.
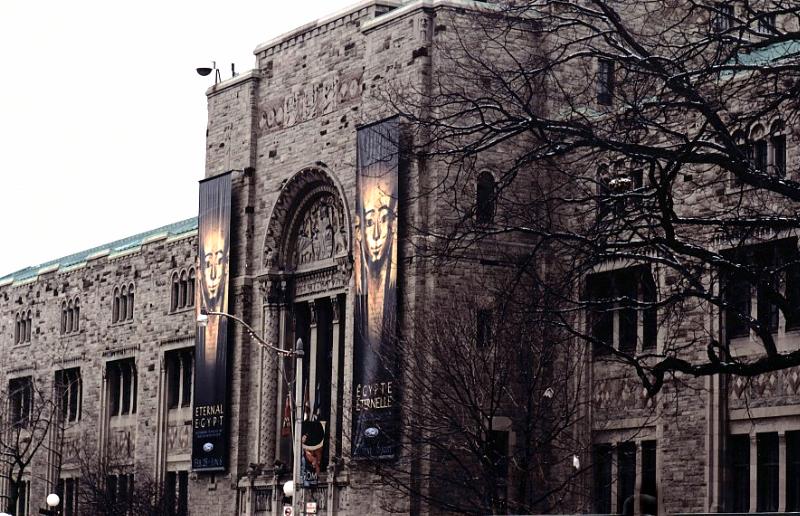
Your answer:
[308,300,319,414]
[328,295,342,466]
[327,295,342,515]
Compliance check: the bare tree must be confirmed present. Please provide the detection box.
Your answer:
[0,376,60,514]
[74,442,175,516]
[351,288,596,515]
[390,0,800,394]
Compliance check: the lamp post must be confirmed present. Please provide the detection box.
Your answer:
[198,309,305,516]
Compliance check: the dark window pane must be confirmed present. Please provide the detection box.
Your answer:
[728,434,750,512]
[167,354,180,409]
[476,172,496,224]
[616,273,638,353]
[593,444,613,514]
[641,440,657,497]
[757,432,779,512]
[642,272,658,350]
[477,309,492,348]
[757,283,779,332]
[772,135,786,177]
[121,364,131,415]
[178,471,189,516]
[181,351,193,408]
[754,140,768,172]
[617,442,636,513]
[597,59,614,105]
[587,273,613,354]
[726,277,750,339]
[788,431,800,511]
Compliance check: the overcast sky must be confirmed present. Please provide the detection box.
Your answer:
[0,0,357,277]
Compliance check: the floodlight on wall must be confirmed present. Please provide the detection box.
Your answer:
[196,61,222,84]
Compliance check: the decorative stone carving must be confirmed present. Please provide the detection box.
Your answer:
[258,71,363,134]
[331,295,340,322]
[593,377,654,411]
[262,167,351,272]
[109,429,133,459]
[167,423,191,454]
[292,194,348,267]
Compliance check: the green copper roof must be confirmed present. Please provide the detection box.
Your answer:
[0,217,198,285]
[735,39,800,67]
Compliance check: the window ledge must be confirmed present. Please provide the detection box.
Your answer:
[170,306,195,315]
[111,319,135,327]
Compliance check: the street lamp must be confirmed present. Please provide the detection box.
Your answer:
[198,308,305,516]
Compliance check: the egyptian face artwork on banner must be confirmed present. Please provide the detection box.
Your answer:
[352,117,400,460]
[192,172,232,471]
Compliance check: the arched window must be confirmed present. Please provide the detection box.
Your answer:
[73,298,80,332]
[171,269,194,312]
[60,303,67,334]
[187,269,195,307]
[750,124,767,172]
[476,171,496,224]
[66,300,74,334]
[126,284,134,321]
[171,272,179,312]
[179,270,187,309]
[25,310,32,342]
[14,312,20,344]
[770,120,786,177]
[120,286,128,324]
[113,287,120,323]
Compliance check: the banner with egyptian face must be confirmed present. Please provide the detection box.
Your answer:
[192,172,232,471]
[352,117,400,460]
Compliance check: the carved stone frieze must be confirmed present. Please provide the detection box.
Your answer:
[167,422,191,454]
[291,193,348,267]
[258,71,362,134]
[294,263,350,300]
[593,377,654,411]
[262,167,351,272]
[729,366,800,401]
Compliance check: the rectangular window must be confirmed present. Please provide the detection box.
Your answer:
[477,309,493,348]
[11,479,30,516]
[788,431,800,511]
[713,3,734,32]
[9,377,33,427]
[593,444,613,514]
[597,59,615,106]
[728,434,750,512]
[758,12,776,34]
[57,477,79,516]
[725,276,751,339]
[107,358,137,417]
[641,440,657,498]
[757,432,779,512]
[586,267,658,354]
[56,368,82,422]
[166,349,194,409]
[487,430,509,511]
[617,442,637,513]
[772,134,786,177]
[754,139,769,172]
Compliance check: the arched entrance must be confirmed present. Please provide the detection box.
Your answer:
[258,165,352,491]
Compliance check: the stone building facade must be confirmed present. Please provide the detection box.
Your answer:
[2,1,799,515]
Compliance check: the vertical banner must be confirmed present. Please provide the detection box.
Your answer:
[352,117,400,459]
[192,172,232,471]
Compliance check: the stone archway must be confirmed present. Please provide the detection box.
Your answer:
[261,165,352,274]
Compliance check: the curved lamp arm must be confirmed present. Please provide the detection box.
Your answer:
[198,308,299,358]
